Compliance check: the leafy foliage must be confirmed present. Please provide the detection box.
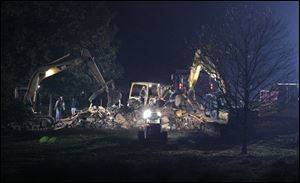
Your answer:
[1,1,123,101]
[1,2,123,122]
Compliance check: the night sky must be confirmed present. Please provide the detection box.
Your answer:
[107,1,299,85]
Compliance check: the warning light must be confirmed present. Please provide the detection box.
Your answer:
[179,83,183,89]
[210,83,213,90]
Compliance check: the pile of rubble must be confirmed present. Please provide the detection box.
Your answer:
[54,106,119,130]
[160,107,206,130]
[53,104,207,131]
[6,104,221,137]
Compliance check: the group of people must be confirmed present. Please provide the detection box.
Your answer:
[54,96,79,122]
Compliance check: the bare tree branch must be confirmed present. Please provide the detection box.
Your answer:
[194,5,296,154]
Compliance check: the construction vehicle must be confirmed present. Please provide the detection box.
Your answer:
[171,69,190,92]
[130,48,229,140]
[127,82,166,108]
[172,49,228,123]
[258,82,299,116]
[127,82,169,143]
[137,107,168,144]
[15,49,121,129]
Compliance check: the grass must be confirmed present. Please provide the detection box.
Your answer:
[1,117,299,182]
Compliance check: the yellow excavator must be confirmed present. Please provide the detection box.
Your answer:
[15,49,121,127]
[188,49,226,97]
[174,49,228,123]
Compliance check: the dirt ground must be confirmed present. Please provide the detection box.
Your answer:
[1,115,299,182]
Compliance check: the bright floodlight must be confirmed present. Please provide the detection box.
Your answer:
[45,67,60,78]
[143,109,151,119]
[157,111,161,117]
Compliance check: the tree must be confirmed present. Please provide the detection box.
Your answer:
[193,5,296,154]
[1,2,123,118]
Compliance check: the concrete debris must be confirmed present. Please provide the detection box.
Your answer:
[51,105,208,131]
[161,116,170,124]
[7,104,217,134]
[114,113,126,124]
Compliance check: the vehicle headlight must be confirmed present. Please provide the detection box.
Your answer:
[157,111,161,117]
[143,109,151,119]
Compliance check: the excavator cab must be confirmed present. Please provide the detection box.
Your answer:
[171,69,190,94]
[127,82,164,109]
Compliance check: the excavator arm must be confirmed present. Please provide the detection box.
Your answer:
[188,49,226,94]
[23,49,114,112]
[173,48,226,112]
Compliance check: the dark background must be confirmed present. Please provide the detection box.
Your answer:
[108,1,299,86]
